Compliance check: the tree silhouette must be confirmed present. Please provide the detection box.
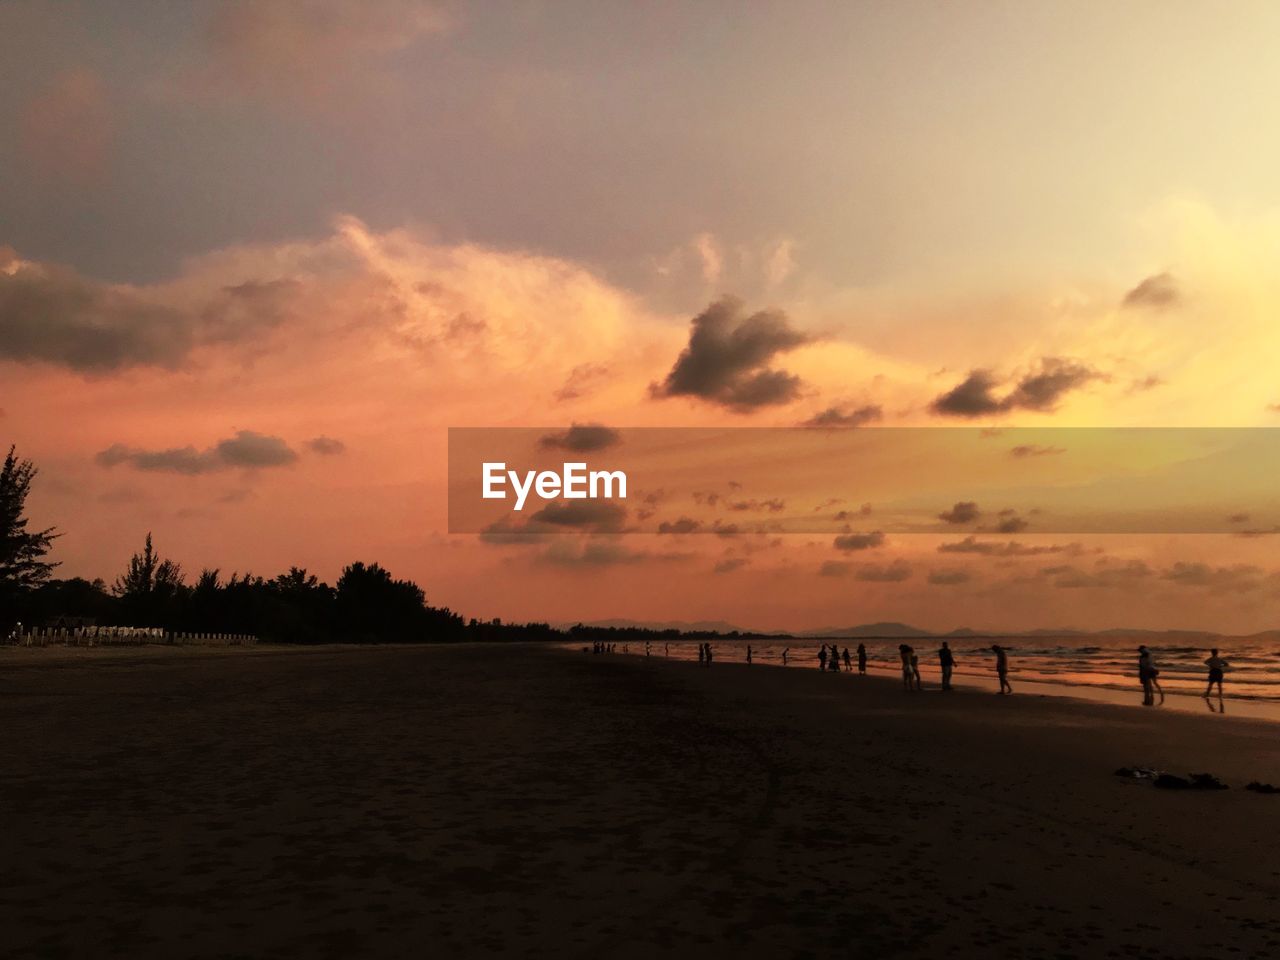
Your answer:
[114,532,187,624]
[0,445,60,602]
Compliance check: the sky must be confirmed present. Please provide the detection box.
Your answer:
[5,0,1280,633]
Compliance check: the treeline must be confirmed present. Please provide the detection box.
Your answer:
[11,534,558,645]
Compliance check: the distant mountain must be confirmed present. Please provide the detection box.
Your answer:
[805,621,934,639]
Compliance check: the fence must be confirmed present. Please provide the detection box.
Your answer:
[5,626,258,648]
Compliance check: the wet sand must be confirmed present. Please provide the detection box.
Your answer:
[3,643,1280,958]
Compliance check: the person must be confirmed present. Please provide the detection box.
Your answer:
[665,643,669,657]
[829,646,840,672]
[645,640,651,657]
[842,647,852,671]
[938,641,955,691]
[697,643,705,665]
[910,649,922,690]
[746,644,753,665]
[899,644,914,690]
[782,647,789,666]
[992,644,1012,694]
[1138,645,1164,706]
[705,643,714,666]
[1204,648,1228,698]
[857,642,867,675]
[818,644,828,671]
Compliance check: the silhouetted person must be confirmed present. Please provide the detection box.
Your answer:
[899,644,914,690]
[992,644,1012,694]
[857,643,867,675]
[842,647,852,671]
[829,647,840,672]
[665,643,669,657]
[1146,647,1167,706]
[910,649,922,690]
[746,644,753,665]
[705,643,714,666]
[819,644,828,671]
[645,640,651,657]
[698,643,705,665]
[782,647,789,666]
[1204,648,1228,698]
[938,641,955,691]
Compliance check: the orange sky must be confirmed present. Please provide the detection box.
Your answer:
[5,2,1280,633]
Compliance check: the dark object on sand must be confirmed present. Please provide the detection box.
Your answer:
[1245,781,1280,794]
[1153,772,1228,791]
[1114,766,1159,780]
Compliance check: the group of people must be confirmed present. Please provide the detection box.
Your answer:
[1138,645,1231,705]
[891,641,1000,693]
[813,643,868,674]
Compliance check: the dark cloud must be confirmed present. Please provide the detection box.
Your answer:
[833,531,885,551]
[538,541,650,567]
[728,498,786,513]
[95,430,298,475]
[930,370,1004,417]
[306,436,346,455]
[1161,562,1264,593]
[928,569,971,585]
[993,515,1028,534]
[657,516,702,534]
[650,296,811,412]
[0,256,295,373]
[855,560,912,582]
[1122,272,1179,310]
[802,403,883,428]
[1010,444,1064,458]
[938,536,1085,557]
[713,558,748,574]
[526,500,627,533]
[931,359,1099,418]
[818,560,851,577]
[1042,560,1151,589]
[537,424,621,452]
[938,501,980,524]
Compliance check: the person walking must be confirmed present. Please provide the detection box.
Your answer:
[992,644,1012,695]
[938,641,955,691]
[1204,648,1228,698]
[1138,645,1164,706]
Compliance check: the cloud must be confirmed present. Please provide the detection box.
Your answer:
[727,498,786,513]
[930,370,1004,417]
[95,430,299,475]
[0,258,195,372]
[1122,272,1179,310]
[0,252,299,373]
[1041,560,1151,589]
[818,560,851,577]
[526,500,628,533]
[930,358,1099,418]
[801,403,883,428]
[657,516,702,534]
[938,501,980,525]
[537,424,621,452]
[20,69,112,184]
[855,560,912,582]
[937,536,1085,557]
[1160,561,1265,593]
[833,531,885,551]
[993,515,1028,534]
[554,362,610,402]
[306,436,346,455]
[1010,444,1064,458]
[194,0,450,104]
[713,557,748,574]
[650,296,811,412]
[928,569,971,586]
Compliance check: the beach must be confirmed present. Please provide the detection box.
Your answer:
[3,643,1280,958]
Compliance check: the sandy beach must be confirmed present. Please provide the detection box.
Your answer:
[3,642,1280,958]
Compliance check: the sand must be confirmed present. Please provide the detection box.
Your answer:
[3,643,1279,958]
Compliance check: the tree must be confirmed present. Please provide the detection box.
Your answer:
[114,533,186,623]
[0,445,60,601]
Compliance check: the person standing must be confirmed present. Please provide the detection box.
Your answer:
[842,647,852,671]
[1204,648,1228,698]
[1137,645,1161,706]
[992,644,1012,695]
[899,644,914,690]
[857,643,867,675]
[746,644,753,665]
[782,647,789,666]
[938,641,955,691]
[818,644,828,671]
